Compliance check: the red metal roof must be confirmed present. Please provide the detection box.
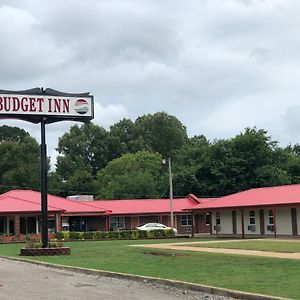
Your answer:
[0,190,106,215]
[189,184,300,210]
[84,194,202,215]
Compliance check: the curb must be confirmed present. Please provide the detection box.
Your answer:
[0,256,291,300]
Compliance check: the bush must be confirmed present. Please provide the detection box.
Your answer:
[153,229,165,238]
[119,230,132,239]
[165,229,175,238]
[25,239,63,249]
[137,230,148,239]
[69,231,84,240]
[56,231,70,241]
[83,231,95,240]
[55,228,175,241]
[130,230,140,240]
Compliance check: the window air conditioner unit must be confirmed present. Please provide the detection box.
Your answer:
[247,225,256,231]
[267,225,274,231]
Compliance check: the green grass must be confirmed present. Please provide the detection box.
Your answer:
[1,238,300,299]
[183,240,300,253]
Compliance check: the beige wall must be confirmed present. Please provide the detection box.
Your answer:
[276,208,292,235]
[219,210,232,234]
[209,207,297,236]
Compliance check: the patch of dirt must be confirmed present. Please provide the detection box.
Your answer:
[144,251,191,257]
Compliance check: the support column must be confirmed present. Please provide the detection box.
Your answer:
[191,212,194,238]
[209,212,213,235]
[55,214,62,233]
[159,215,163,224]
[273,208,277,238]
[6,217,10,235]
[215,212,219,237]
[241,209,245,239]
[14,214,20,236]
[105,215,110,231]
[36,216,39,234]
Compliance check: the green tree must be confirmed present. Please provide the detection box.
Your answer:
[56,123,109,179]
[174,128,295,197]
[0,126,40,193]
[96,151,167,199]
[135,112,188,158]
[107,118,146,159]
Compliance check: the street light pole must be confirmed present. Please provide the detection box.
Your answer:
[168,158,174,230]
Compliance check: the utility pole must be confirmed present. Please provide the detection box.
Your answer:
[168,158,174,230]
[162,158,174,230]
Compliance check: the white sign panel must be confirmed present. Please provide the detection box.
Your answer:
[0,94,93,118]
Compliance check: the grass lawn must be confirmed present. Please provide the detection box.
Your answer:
[0,238,300,299]
[182,240,300,253]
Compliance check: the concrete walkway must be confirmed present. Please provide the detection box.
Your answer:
[0,258,233,300]
[133,239,300,260]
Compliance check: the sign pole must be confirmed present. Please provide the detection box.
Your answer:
[40,117,48,248]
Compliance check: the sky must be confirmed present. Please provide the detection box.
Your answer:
[0,0,300,167]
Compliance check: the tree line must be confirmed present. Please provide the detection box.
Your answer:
[1,111,300,199]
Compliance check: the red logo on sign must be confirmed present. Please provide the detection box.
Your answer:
[75,99,89,114]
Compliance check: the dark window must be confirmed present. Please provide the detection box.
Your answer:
[268,210,274,225]
[249,211,256,225]
[180,215,192,226]
[216,212,220,225]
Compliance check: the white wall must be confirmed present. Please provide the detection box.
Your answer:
[219,210,232,234]
[209,207,296,236]
[276,208,292,235]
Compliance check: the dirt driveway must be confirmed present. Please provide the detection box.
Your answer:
[133,239,300,260]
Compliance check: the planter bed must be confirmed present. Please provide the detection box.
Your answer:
[20,247,71,256]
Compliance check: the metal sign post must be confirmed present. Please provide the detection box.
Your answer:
[0,88,94,248]
[40,117,48,248]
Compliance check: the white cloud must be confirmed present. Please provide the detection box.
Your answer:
[1,0,300,163]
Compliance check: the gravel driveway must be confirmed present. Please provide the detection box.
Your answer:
[0,258,234,300]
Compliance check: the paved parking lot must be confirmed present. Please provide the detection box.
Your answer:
[0,258,233,300]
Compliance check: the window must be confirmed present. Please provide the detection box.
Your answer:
[180,215,192,226]
[216,212,220,225]
[205,213,211,225]
[110,217,125,230]
[268,210,274,225]
[249,211,256,225]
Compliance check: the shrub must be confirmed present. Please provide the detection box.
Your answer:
[130,230,140,240]
[83,231,95,240]
[56,228,175,242]
[165,229,175,238]
[146,230,155,239]
[56,231,70,241]
[25,240,43,248]
[119,230,132,239]
[153,229,165,238]
[100,231,110,239]
[69,231,84,240]
[48,239,64,248]
[108,231,120,239]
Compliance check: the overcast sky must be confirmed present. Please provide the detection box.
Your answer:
[1,0,300,166]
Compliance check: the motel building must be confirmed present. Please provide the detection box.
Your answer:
[189,184,300,238]
[0,190,199,237]
[1,184,300,239]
